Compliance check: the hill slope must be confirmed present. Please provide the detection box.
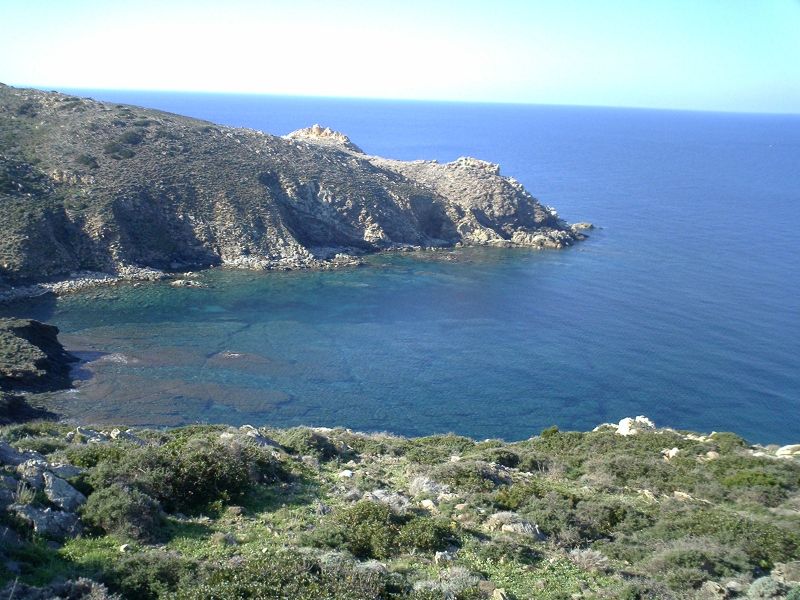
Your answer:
[0,85,584,286]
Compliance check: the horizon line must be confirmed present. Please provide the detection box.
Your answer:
[8,81,800,118]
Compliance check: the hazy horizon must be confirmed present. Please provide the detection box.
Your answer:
[2,0,799,115]
[8,84,800,118]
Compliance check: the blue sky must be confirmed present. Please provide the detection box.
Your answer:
[1,0,799,113]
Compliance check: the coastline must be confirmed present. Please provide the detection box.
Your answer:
[0,231,592,304]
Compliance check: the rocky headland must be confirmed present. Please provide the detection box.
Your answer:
[0,84,587,300]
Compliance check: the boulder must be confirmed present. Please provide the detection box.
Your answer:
[485,511,546,540]
[434,550,454,565]
[239,425,281,449]
[662,447,680,460]
[43,472,87,511]
[772,561,800,584]
[109,428,146,446]
[9,504,82,540]
[16,458,48,489]
[363,489,410,513]
[775,444,800,457]
[48,463,84,479]
[616,416,656,436]
[0,441,45,467]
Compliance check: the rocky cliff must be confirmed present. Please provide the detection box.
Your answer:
[0,318,75,423]
[0,84,585,286]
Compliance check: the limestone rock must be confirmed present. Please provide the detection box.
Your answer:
[16,459,48,489]
[434,550,454,565]
[109,428,146,446]
[9,504,82,540]
[43,472,87,511]
[775,444,800,457]
[0,441,45,467]
[363,489,410,513]
[662,447,680,460]
[616,416,656,436]
[238,426,281,449]
[48,463,84,479]
[485,511,546,540]
[772,561,800,584]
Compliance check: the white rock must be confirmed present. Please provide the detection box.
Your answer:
[661,447,680,460]
[776,444,800,457]
[434,551,454,565]
[616,415,655,436]
[338,470,354,479]
[43,472,87,512]
[420,499,437,511]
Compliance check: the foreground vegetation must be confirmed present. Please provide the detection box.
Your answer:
[1,420,798,599]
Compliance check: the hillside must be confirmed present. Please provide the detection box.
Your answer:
[0,419,798,599]
[0,85,585,287]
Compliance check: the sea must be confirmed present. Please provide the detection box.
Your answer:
[3,90,799,443]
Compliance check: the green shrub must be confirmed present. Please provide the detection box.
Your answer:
[118,130,144,145]
[9,436,66,455]
[63,442,127,468]
[81,483,165,541]
[785,586,800,600]
[644,540,750,590]
[329,501,398,559]
[88,434,284,513]
[277,428,342,461]
[494,480,549,510]
[397,517,452,553]
[174,549,389,600]
[103,552,193,600]
[471,537,541,565]
[405,434,476,465]
[75,154,99,169]
[747,576,787,599]
[430,460,505,492]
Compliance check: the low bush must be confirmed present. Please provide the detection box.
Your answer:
[81,483,165,542]
[103,551,194,600]
[309,501,452,559]
[397,516,452,553]
[175,549,390,599]
[276,428,343,461]
[88,434,285,512]
[430,460,506,492]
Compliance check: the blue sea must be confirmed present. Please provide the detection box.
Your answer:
[5,90,800,443]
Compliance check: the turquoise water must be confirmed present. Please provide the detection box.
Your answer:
[5,92,800,443]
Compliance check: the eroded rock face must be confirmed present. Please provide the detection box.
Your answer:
[0,84,585,287]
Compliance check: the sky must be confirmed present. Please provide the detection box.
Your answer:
[1,0,799,113]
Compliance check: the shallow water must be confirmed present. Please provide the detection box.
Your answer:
[5,93,800,442]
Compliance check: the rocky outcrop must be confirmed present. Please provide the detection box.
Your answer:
[0,318,75,424]
[0,84,586,290]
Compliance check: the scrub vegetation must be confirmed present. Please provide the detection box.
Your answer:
[1,421,798,599]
